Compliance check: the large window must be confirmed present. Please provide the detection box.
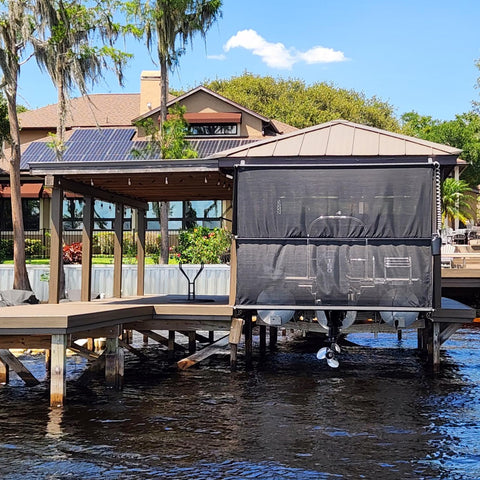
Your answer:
[0,198,40,231]
[188,123,238,136]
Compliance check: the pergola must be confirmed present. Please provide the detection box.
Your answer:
[30,158,233,304]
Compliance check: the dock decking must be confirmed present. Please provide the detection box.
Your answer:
[0,294,475,407]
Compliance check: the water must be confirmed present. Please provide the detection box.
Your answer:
[0,327,479,479]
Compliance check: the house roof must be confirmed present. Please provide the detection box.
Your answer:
[210,119,463,159]
[18,93,141,129]
[132,85,280,133]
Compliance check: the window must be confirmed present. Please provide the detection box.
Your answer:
[188,123,238,136]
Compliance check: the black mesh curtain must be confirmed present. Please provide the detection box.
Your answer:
[234,165,434,310]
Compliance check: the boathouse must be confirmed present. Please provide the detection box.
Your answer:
[0,119,475,405]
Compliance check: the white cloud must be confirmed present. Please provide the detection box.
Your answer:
[299,46,346,64]
[207,54,227,61]
[224,29,347,69]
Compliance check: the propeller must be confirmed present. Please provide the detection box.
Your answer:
[316,344,341,368]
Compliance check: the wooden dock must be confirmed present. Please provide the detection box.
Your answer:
[0,294,475,407]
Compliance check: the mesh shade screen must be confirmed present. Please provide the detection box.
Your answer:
[235,165,434,310]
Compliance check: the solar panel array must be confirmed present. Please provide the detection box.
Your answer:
[21,128,259,169]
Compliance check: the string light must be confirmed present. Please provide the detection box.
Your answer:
[165,176,168,185]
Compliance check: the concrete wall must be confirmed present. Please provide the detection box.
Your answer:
[0,264,230,302]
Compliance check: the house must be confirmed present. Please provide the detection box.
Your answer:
[0,71,296,245]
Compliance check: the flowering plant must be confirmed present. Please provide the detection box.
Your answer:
[177,227,231,264]
[63,242,82,264]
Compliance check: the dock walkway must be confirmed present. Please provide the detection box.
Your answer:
[0,295,475,407]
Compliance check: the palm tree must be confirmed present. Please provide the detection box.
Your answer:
[441,177,474,228]
[0,0,33,291]
[129,0,222,263]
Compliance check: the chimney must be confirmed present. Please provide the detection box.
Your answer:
[139,70,161,115]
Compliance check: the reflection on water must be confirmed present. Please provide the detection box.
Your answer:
[0,328,479,479]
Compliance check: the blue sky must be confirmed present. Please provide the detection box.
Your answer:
[18,0,480,121]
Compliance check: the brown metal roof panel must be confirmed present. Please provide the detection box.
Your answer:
[299,128,329,156]
[231,141,276,157]
[274,134,304,156]
[325,123,355,156]
[379,134,407,156]
[351,129,380,156]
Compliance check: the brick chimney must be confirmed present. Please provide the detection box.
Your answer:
[139,70,161,115]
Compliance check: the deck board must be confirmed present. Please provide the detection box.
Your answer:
[0,295,233,335]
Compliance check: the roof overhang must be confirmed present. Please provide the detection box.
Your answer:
[30,159,233,205]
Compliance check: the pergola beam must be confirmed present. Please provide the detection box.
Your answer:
[44,175,148,211]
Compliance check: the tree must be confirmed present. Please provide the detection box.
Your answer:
[441,178,474,228]
[127,0,222,263]
[0,0,33,290]
[133,104,198,263]
[206,73,400,132]
[401,111,480,186]
[32,0,130,149]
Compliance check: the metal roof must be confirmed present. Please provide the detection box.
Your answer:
[209,119,463,158]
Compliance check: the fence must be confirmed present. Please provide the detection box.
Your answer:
[0,229,181,260]
[0,264,231,303]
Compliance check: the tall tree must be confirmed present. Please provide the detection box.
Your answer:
[32,0,130,150]
[206,73,400,132]
[0,0,33,290]
[128,0,222,263]
[401,111,480,186]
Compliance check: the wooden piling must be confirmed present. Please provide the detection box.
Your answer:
[259,325,267,354]
[50,335,67,407]
[244,315,253,368]
[105,326,124,389]
[168,331,175,360]
[229,317,244,371]
[269,327,278,349]
[188,331,196,354]
[0,358,9,384]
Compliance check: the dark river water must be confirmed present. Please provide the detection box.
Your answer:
[0,326,479,480]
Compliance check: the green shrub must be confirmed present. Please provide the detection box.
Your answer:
[25,239,43,257]
[177,227,231,264]
[0,239,14,263]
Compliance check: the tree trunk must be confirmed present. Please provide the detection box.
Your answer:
[160,201,169,264]
[5,83,32,291]
[159,56,169,264]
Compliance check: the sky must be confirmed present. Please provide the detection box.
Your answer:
[17,0,480,121]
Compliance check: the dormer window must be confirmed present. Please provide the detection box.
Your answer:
[180,112,241,137]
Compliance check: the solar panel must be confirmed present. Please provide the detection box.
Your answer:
[22,128,259,169]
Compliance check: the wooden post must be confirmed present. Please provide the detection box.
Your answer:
[244,314,253,368]
[50,335,67,407]
[0,358,9,384]
[136,209,146,297]
[45,349,51,380]
[269,326,278,349]
[113,203,124,298]
[168,331,175,360]
[81,196,94,302]
[143,334,149,345]
[259,325,267,354]
[49,185,64,304]
[86,338,94,351]
[229,317,244,371]
[229,238,237,305]
[188,331,196,354]
[209,331,214,343]
[105,325,124,389]
[432,322,441,371]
